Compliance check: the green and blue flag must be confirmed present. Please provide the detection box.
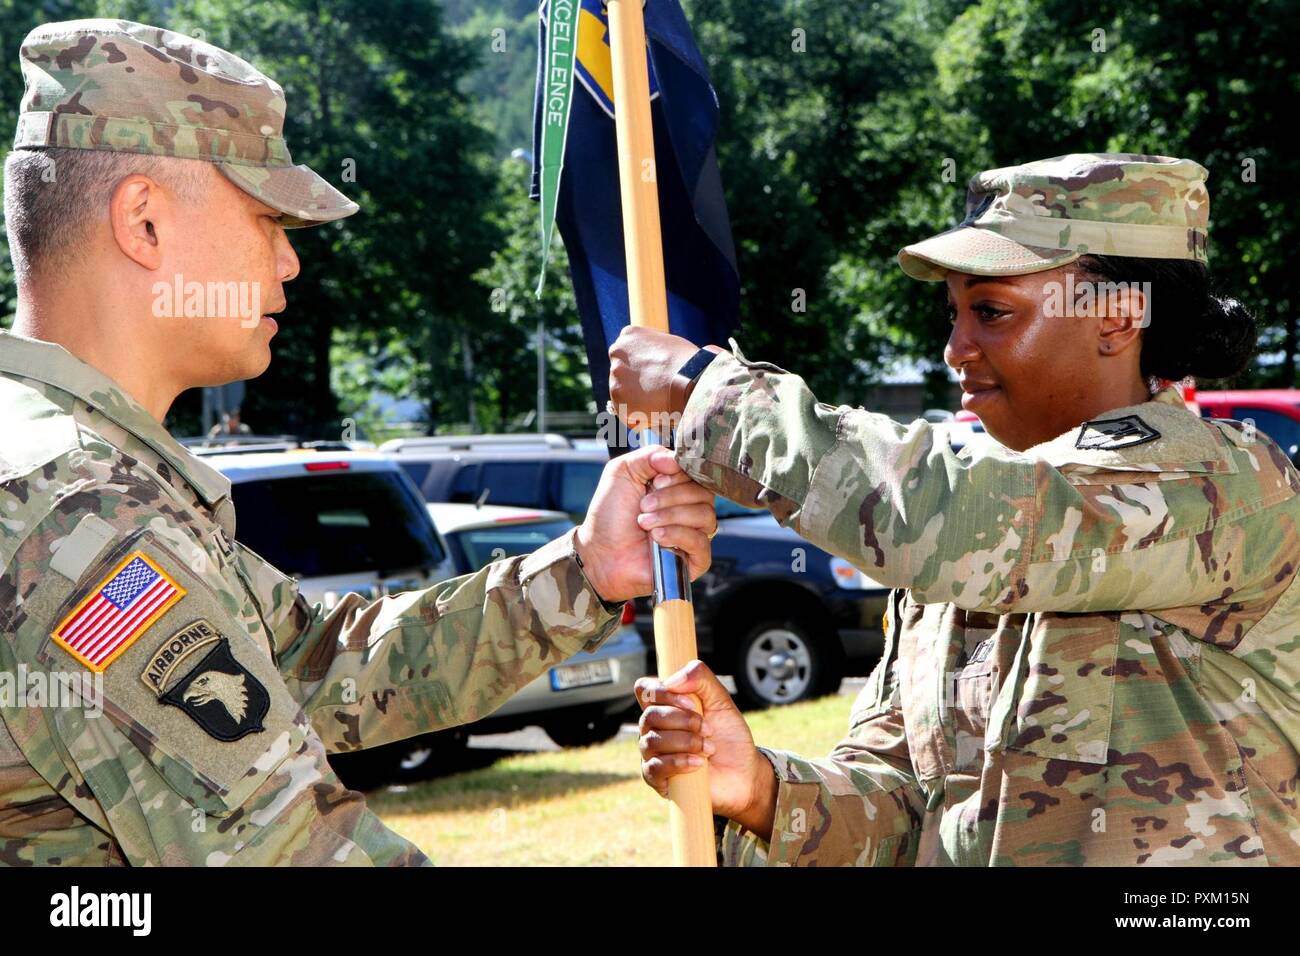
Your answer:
[531,0,740,421]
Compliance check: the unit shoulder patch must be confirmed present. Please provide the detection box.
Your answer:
[1074,414,1161,451]
[142,619,270,742]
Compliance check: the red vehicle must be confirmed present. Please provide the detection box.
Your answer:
[954,386,1300,464]
[1194,388,1300,463]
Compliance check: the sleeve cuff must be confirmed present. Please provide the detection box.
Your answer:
[518,528,624,653]
[672,340,810,527]
[677,338,752,432]
[752,746,820,865]
[676,335,801,453]
[712,746,788,866]
[717,814,771,866]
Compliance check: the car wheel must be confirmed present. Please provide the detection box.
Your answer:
[732,617,838,709]
[328,748,397,792]
[391,729,470,782]
[329,729,469,790]
[543,708,630,748]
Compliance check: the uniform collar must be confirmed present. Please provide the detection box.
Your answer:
[1025,385,1228,472]
[0,329,232,506]
[1148,385,1187,409]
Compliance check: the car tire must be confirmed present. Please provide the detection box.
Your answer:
[328,729,469,790]
[730,616,840,709]
[390,729,470,783]
[328,747,397,792]
[543,707,631,748]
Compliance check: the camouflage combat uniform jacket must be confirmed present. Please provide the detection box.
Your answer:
[0,330,622,865]
[677,344,1300,866]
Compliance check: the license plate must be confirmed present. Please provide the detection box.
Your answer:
[550,660,614,691]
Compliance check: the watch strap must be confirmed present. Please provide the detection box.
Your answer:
[671,348,720,414]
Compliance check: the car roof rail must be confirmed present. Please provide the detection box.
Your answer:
[182,434,303,456]
[300,440,368,452]
[188,442,302,456]
[179,433,300,448]
[379,433,574,453]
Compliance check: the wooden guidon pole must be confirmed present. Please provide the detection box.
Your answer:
[606,0,715,867]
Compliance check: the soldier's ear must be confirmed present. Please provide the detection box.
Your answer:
[108,175,164,271]
[1097,284,1146,357]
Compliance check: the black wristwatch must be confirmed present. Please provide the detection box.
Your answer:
[671,347,720,413]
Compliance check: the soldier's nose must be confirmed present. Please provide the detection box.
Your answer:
[944,319,980,370]
[276,228,300,283]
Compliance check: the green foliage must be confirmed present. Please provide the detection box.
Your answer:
[1,0,506,437]
[926,0,1300,385]
[2,0,1297,440]
[472,159,594,428]
[445,0,539,156]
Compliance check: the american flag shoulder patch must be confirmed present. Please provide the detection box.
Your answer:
[52,551,186,672]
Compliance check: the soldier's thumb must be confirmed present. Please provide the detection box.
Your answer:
[663,660,732,713]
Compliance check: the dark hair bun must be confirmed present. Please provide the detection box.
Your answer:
[1077,255,1257,383]
[1176,294,1257,380]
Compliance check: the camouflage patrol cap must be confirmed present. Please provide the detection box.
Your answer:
[898,153,1209,280]
[13,18,358,228]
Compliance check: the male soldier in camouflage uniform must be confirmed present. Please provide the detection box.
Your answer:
[0,19,719,865]
[614,154,1300,865]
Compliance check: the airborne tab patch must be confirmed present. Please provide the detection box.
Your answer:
[142,619,269,742]
[1075,414,1161,451]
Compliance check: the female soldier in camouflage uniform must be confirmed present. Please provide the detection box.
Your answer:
[612,153,1300,865]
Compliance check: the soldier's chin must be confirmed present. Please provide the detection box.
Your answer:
[248,344,273,378]
[234,338,274,379]
[963,388,1015,441]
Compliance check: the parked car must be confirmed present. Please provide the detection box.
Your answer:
[421,502,646,749]
[333,503,646,789]
[1195,389,1300,464]
[380,433,604,523]
[384,436,890,708]
[197,446,455,608]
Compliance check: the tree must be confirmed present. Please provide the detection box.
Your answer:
[921,0,1300,387]
[1,0,505,436]
[471,158,593,430]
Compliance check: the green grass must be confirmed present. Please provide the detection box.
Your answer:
[369,692,852,865]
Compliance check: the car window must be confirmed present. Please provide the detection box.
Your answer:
[1230,407,1300,456]
[451,519,576,571]
[396,461,431,495]
[448,463,481,503]
[230,470,445,577]
[477,461,545,508]
[558,462,604,515]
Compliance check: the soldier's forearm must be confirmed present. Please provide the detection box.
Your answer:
[278,529,623,751]
[728,755,780,841]
[674,343,842,528]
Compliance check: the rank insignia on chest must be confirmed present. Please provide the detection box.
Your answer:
[51,551,186,672]
[1075,414,1161,450]
[141,619,269,741]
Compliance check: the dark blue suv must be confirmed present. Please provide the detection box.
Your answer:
[381,435,888,707]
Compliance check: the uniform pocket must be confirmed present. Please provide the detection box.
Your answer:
[1002,612,1120,765]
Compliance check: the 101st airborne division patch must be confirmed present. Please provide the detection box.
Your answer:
[140,618,270,742]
